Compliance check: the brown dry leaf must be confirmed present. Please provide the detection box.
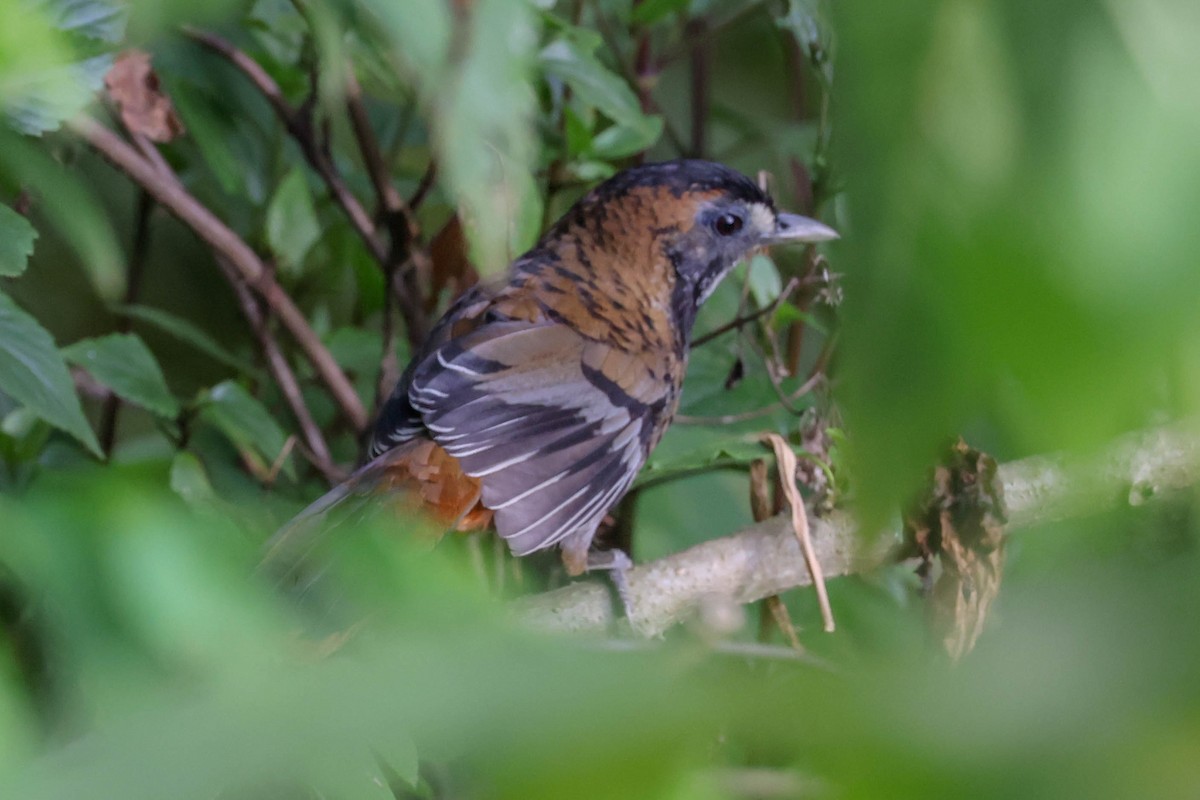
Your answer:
[761,433,835,632]
[427,215,480,312]
[104,50,185,143]
[904,438,1008,660]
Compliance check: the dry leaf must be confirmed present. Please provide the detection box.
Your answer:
[761,433,835,632]
[904,438,1008,659]
[104,50,185,143]
[427,215,480,312]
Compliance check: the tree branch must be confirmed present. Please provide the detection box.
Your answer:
[343,68,429,350]
[186,29,430,348]
[515,422,1200,635]
[183,28,385,265]
[217,256,343,483]
[71,115,369,432]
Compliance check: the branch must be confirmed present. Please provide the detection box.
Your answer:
[218,256,343,483]
[692,276,799,347]
[515,422,1200,635]
[344,68,404,216]
[71,115,369,432]
[186,29,430,348]
[343,69,429,349]
[183,29,385,265]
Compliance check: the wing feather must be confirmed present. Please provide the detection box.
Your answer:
[408,322,670,557]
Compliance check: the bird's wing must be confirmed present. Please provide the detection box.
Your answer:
[370,286,495,456]
[408,320,670,559]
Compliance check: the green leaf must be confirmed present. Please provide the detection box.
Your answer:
[0,290,100,456]
[198,380,292,478]
[0,205,37,277]
[169,451,216,506]
[563,105,593,157]
[0,129,124,299]
[745,253,783,309]
[114,304,259,376]
[539,31,663,158]
[630,0,690,26]
[567,159,618,182]
[589,116,664,159]
[540,38,644,128]
[265,167,321,275]
[63,333,180,418]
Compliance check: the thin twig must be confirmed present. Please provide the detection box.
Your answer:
[71,115,369,432]
[189,28,430,347]
[183,28,385,265]
[218,256,342,483]
[99,189,155,455]
[344,69,404,215]
[686,17,710,157]
[693,276,800,347]
[755,322,811,415]
[408,161,437,210]
[674,372,823,426]
[657,0,771,65]
[342,65,429,348]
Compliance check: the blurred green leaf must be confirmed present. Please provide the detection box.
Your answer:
[0,204,37,277]
[197,379,292,478]
[165,81,247,197]
[1,0,125,135]
[0,290,100,456]
[437,0,542,271]
[265,166,320,275]
[358,0,452,79]
[563,105,593,157]
[567,159,618,182]
[630,0,690,26]
[114,304,259,376]
[835,0,1200,524]
[4,54,111,136]
[0,406,52,465]
[169,450,216,505]
[0,129,124,299]
[246,0,308,68]
[63,332,180,418]
[43,0,128,42]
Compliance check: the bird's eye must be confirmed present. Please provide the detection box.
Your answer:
[713,213,744,237]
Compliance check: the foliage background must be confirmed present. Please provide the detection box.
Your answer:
[1,0,1199,797]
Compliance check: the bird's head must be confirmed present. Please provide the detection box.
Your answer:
[538,160,837,337]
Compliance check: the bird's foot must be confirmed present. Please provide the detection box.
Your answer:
[586,548,635,628]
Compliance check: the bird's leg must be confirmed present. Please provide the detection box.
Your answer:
[586,548,635,623]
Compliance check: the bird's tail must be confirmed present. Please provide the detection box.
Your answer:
[261,438,491,577]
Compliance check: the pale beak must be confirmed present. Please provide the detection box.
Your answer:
[762,212,839,245]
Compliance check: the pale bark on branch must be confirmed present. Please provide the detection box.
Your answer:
[515,422,1200,636]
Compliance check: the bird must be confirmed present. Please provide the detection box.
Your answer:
[267,159,837,597]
